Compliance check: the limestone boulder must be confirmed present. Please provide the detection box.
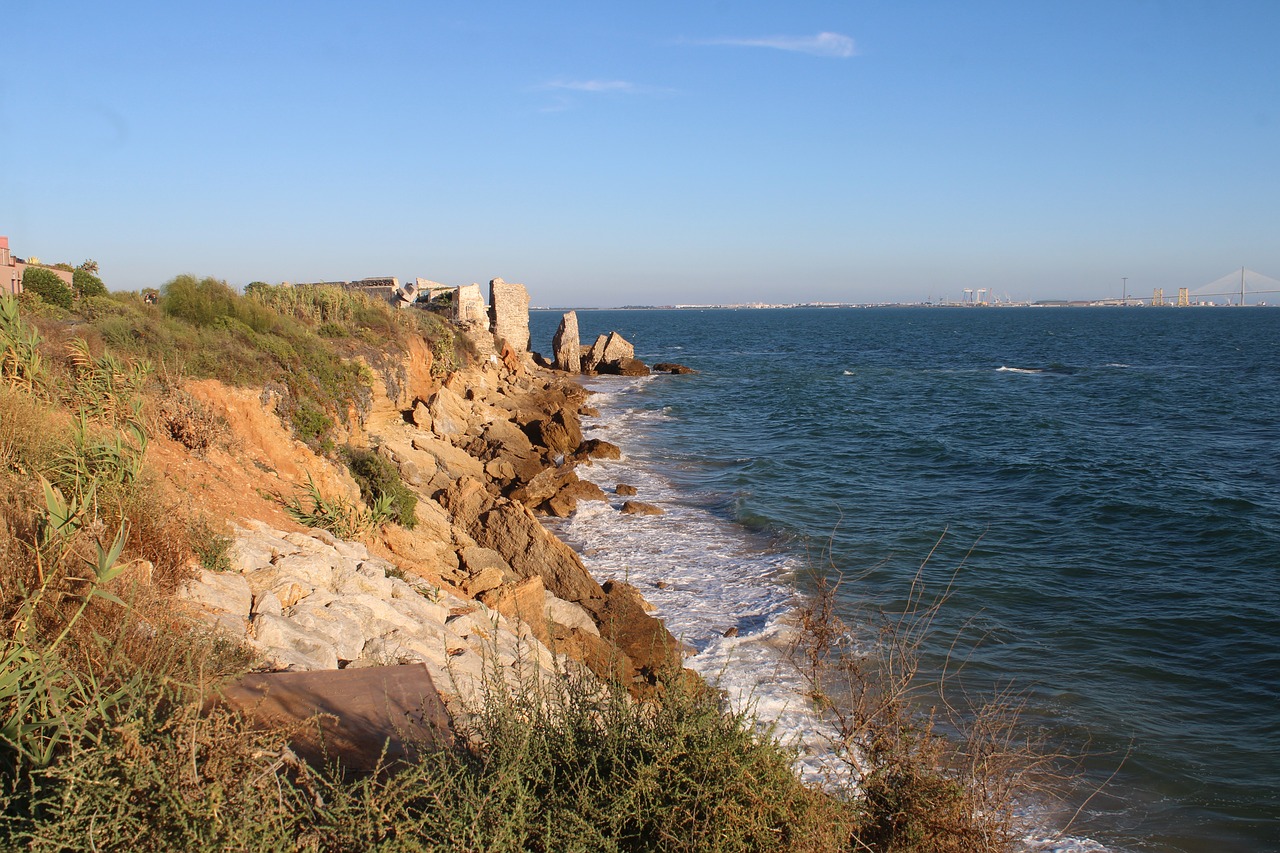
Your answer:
[252,614,340,671]
[479,576,549,646]
[544,591,600,638]
[600,332,634,364]
[581,336,605,372]
[416,434,487,480]
[379,525,461,579]
[411,399,432,429]
[509,464,578,509]
[523,411,583,457]
[426,385,472,439]
[180,569,253,619]
[552,311,580,373]
[653,362,697,375]
[285,601,368,662]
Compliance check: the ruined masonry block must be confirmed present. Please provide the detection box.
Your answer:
[489,277,531,352]
[454,284,489,329]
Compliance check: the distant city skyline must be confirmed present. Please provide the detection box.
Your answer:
[3,2,1277,307]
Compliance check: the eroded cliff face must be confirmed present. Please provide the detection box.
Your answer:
[169,324,684,717]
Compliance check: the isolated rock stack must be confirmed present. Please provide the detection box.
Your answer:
[553,311,581,373]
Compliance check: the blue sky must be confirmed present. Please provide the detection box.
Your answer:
[3,1,1277,305]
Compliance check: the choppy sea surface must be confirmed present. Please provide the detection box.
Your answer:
[529,307,1280,853]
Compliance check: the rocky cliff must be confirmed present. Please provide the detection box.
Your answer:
[174,318,683,723]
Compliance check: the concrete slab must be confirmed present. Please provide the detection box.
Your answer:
[218,664,454,772]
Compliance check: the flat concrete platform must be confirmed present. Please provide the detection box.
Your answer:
[217,664,454,772]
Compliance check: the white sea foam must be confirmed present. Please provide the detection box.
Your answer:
[551,377,1115,853]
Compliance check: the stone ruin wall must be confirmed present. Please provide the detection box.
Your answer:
[488,277,530,352]
[453,284,489,329]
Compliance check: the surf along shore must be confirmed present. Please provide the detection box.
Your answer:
[1,279,1041,850]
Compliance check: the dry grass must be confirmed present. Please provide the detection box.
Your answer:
[788,541,1068,853]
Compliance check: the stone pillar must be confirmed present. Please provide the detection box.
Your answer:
[552,311,580,373]
[488,277,530,352]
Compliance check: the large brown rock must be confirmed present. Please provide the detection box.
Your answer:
[600,332,634,364]
[582,334,609,373]
[479,576,550,646]
[546,479,608,518]
[467,500,606,608]
[588,580,683,689]
[509,464,579,508]
[523,411,583,458]
[381,437,484,494]
[620,500,664,516]
[552,311,580,373]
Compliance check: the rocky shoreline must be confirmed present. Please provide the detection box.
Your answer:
[177,285,695,731]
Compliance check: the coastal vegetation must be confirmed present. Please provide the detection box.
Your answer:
[0,283,1047,851]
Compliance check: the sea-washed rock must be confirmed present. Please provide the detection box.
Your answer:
[653,362,696,375]
[620,500,664,516]
[598,357,650,377]
[552,311,580,373]
[599,332,634,364]
[582,334,609,373]
[547,479,608,518]
[577,438,622,460]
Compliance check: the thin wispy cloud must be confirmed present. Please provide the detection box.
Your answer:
[695,32,856,58]
[541,79,642,94]
[535,79,674,112]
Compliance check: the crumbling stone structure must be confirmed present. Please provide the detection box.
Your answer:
[488,277,530,352]
[454,284,489,329]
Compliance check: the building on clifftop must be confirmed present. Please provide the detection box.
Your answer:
[1,237,74,296]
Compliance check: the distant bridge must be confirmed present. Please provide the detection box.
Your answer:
[1132,268,1280,306]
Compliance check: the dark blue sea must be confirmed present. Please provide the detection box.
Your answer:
[530,307,1280,853]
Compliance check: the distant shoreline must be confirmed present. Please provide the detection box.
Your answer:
[533,301,1276,311]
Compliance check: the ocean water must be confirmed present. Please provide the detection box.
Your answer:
[530,307,1280,853]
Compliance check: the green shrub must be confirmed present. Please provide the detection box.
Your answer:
[21,268,72,311]
[72,267,107,300]
[189,518,233,573]
[343,446,417,529]
[161,275,276,334]
[1,660,852,852]
[289,401,333,452]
